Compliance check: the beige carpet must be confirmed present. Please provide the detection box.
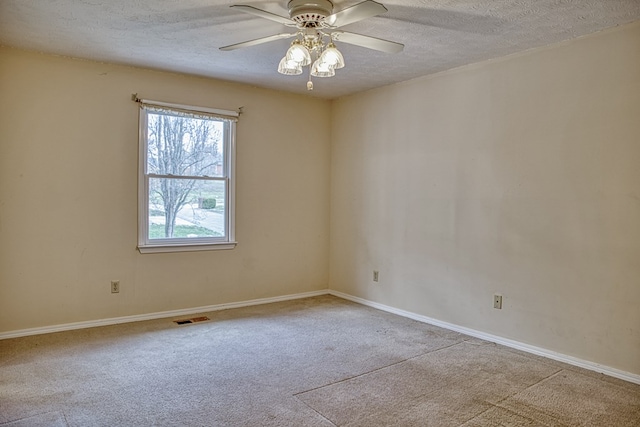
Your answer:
[1,295,639,426]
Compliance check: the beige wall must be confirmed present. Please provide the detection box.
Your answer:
[2,22,639,376]
[330,22,640,375]
[0,48,331,332]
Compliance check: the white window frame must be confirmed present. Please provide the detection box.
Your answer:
[137,99,238,253]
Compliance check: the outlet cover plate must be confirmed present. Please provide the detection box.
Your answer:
[493,294,502,309]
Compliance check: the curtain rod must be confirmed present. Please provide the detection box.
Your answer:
[131,94,243,118]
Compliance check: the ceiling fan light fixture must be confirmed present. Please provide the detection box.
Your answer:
[222,0,404,89]
[319,42,344,69]
[278,57,303,75]
[285,40,312,66]
[310,58,335,77]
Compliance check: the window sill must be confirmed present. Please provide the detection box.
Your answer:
[138,242,237,254]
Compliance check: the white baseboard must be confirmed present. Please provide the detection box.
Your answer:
[329,290,640,386]
[0,289,329,340]
[4,287,638,386]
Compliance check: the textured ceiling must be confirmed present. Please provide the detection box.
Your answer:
[1,0,639,98]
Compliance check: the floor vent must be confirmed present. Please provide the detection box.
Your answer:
[174,316,210,325]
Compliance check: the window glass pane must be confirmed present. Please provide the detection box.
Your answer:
[146,112,225,177]
[148,177,226,240]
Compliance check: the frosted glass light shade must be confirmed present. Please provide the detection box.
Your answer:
[278,57,303,75]
[320,43,344,69]
[286,40,311,66]
[310,58,335,77]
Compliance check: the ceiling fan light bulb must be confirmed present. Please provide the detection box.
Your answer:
[278,57,303,75]
[286,41,311,66]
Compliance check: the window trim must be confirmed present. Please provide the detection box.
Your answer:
[136,99,238,254]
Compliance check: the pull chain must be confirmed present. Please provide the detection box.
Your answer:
[307,57,314,90]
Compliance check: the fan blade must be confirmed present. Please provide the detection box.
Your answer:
[220,33,295,51]
[230,5,296,26]
[325,0,388,28]
[331,31,403,54]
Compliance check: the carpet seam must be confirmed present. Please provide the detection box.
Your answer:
[491,368,564,408]
[0,411,65,426]
[454,404,502,427]
[491,369,569,426]
[454,369,566,427]
[293,395,338,426]
[457,403,570,427]
[496,401,571,427]
[293,340,464,397]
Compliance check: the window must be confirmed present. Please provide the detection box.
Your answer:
[137,100,237,253]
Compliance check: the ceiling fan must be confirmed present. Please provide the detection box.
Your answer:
[220,0,404,90]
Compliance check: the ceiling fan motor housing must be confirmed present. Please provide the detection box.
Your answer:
[288,0,334,27]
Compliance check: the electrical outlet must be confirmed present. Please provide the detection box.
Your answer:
[493,294,502,309]
[373,270,379,282]
[111,280,120,294]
